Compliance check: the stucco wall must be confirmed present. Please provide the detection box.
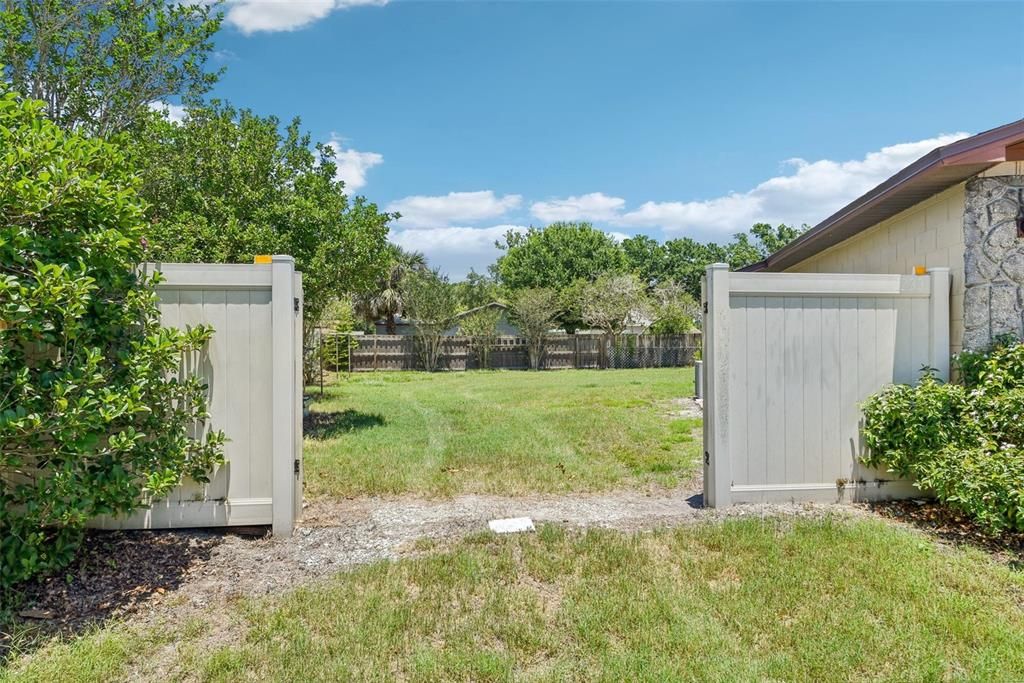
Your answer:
[786,184,967,354]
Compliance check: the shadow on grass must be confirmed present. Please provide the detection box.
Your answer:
[868,500,1024,570]
[304,410,385,440]
[1,527,238,664]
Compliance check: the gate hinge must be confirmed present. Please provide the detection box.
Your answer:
[702,301,708,314]
[704,451,710,466]
[294,459,300,475]
[294,297,301,313]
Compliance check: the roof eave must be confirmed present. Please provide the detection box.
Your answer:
[745,118,1024,272]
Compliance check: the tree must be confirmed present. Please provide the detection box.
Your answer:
[621,234,668,288]
[493,222,627,292]
[403,269,459,372]
[660,237,730,300]
[458,306,503,369]
[0,86,223,589]
[723,223,806,272]
[507,288,561,370]
[452,269,501,311]
[1,0,223,137]
[126,103,394,352]
[749,222,804,256]
[638,224,806,300]
[649,281,700,333]
[354,245,427,334]
[579,273,653,337]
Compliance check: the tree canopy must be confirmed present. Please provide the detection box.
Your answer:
[354,245,427,334]
[485,221,805,328]
[1,0,223,136]
[126,102,394,340]
[493,222,627,291]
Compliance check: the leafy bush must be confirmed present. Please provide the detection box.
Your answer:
[862,340,1024,533]
[458,307,502,369]
[507,288,560,370]
[315,299,361,373]
[650,281,700,334]
[0,88,224,590]
[403,269,458,372]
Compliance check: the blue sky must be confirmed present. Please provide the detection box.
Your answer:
[201,1,1024,277]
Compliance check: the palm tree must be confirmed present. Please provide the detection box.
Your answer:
[354,245,427,334]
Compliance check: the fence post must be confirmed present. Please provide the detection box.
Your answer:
[271,255,296,536]
[928,267,951,381]
[703,263,731,508]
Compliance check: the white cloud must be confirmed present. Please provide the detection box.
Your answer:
[530,192,625,223]
[390,225,529,279]
[225,0,388,34]
[147,101,187,123]
[614,133,970,235]
[324,137,383,192]
[382,131,972,277]
[387,191,523,229]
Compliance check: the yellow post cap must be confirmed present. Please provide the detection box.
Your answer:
[913,265,927,276]
[254,254,272,264]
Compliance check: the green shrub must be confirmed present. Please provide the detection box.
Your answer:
[861,340,1024,533]
[860,371,978,478]
[458,307,502,369]
[0,88,224,590]
[915,446,1024,533]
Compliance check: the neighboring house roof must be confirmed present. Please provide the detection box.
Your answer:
[453,302,509,320]
[745,118,1024,272]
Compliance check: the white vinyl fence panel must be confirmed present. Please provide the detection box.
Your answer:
[89,257,303,535]
[702,264,950,506]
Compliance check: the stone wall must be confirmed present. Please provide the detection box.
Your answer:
[963,175,1024,350]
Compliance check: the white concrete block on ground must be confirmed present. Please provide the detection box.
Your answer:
[488,517,535,534]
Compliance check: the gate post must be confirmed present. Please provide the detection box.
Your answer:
[703,263,731,508]
[928,267,951,382]
[271,255,296,536]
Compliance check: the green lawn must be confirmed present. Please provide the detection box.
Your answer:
[8,518,1024,682]
[304,368,701,498]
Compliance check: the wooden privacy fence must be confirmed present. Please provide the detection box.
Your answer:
[315,332,701,373]
[90,257,304,536]
[702,263,951,507]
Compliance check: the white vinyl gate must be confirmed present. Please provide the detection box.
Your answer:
[701,263,950,506]
[90,257,304,535]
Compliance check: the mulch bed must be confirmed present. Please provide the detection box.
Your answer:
[867,499,1024,569]
[2,528,229,660]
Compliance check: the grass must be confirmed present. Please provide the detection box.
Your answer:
[6,517,1024,682]
[304,368,701,498]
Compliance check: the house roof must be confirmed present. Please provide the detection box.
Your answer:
[744,119,1024,272]
[453,301,509,319]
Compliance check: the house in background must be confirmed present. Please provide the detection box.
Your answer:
[447,302,522,336]
[373,316,416,336]
[373,302,524,336]
[747,119,1024,355]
